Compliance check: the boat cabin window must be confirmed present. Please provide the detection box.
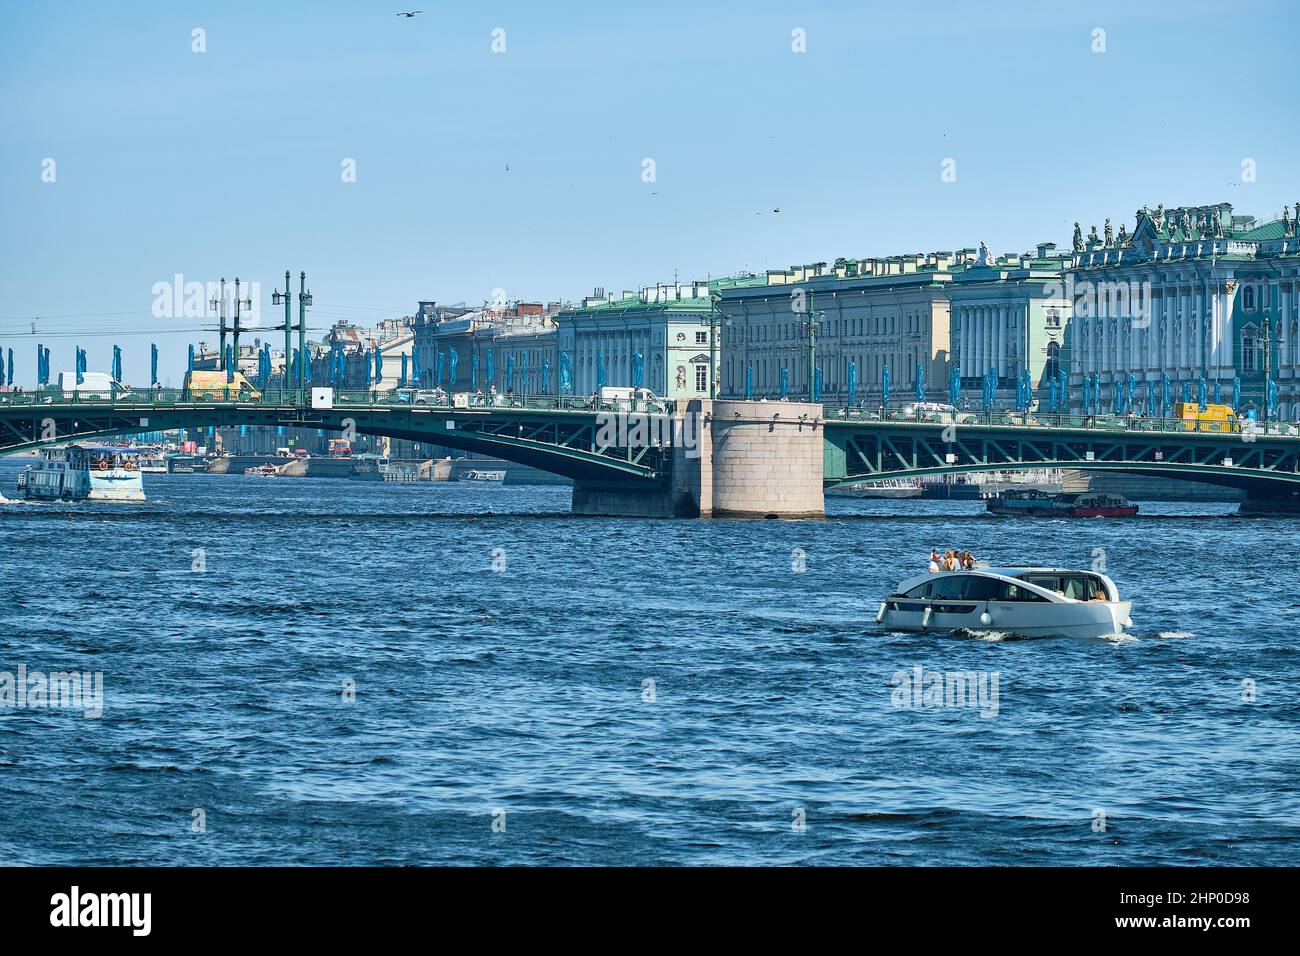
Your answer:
[995,581,1050,602]
[929,575,971,600]
[1020,573,1107,601]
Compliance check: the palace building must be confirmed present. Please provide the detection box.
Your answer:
[715,246,1071,406]
[1066,201,1300,418]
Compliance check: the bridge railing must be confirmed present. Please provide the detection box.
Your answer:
[0,386,677,416]
[823,404,1300,437]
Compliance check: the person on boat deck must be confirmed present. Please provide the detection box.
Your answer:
[960,550,977,570]
[928,550,941,573]
[943,550,960,571]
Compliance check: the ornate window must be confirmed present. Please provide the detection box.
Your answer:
[1243,286,1256,312]
[1241,323,1261,372]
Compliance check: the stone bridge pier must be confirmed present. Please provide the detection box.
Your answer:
[571,400,825,518]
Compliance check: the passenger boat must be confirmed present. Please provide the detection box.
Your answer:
[877,567,1132,639]
[458,469,506,482]
[986,490,1138,517]
[21,445,146,502]
[137,451,168,474]
[243,463,283,477]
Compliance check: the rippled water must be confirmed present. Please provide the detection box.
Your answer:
[2,458,1298,866]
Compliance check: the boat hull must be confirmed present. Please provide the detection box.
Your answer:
[882,598,1132,639]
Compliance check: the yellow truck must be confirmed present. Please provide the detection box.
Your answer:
[1174,401,1239,433]
[182,370,262,401]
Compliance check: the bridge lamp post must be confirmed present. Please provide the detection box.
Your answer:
[272,272,291,401]
[1261,312,1283,429]
[802,311,822,404]
[702,293,732,401]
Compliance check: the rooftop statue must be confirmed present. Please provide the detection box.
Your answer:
[975,240,994,267]
[1104,219,1113,247]
[1117,223,1128,245]
[1284,204,1294,237]
[1073,222,1084,252]
[1088,224,1099,245]
[1213,208,1224,238]
[1153,203,1166,232]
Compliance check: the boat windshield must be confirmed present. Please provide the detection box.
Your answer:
[904,575,1052,602]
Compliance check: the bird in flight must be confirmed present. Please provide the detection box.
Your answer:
[396,11,422,17]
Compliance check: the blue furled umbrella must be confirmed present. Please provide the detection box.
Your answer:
[303,349,312,385]
[76,346,86,385]
[1022,367,1033,411]
[1197,376,1207,411]
[744,363,753,399]
[1127,372,1137,415]
[506,354,515,391]
[542,355,551,393]
[915,361,925,403]
[780,367,789,399]
[949,364,960,408]
[471,352,479,390]
[1267,376,1279,417]
[4,348,10,386]
[882,363,891,408]
[1161,373,1171,417]
[436,350,444,386]
[485,349,495,387]
[112,345,122,383]
[632,352,644,388]
[1213,379,1222,405]
[814,367,823,402]
[361,349,371,387]
[1113,380,1123,415]
[411,348,422,387]
[150,343,158,386]
[260,344,271,388]
[1058,368,1067,412]
[449,348,458,385]
[1181,380,1191,405]
[374,347,383,384]
[1232,375,1241,411]
[559,352,571,393]
[1083,375,1093,413]
[1090,372,1099,414]
[847,361,856,405]
[36,343,43,384]
[225,344,234,383]
[188,344,195,373]
[595,351,604,389]
[1048,373,1058,412]
[400,354,408,387]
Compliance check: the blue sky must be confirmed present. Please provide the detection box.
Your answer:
[1,0,1297,384]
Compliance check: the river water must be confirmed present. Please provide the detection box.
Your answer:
[1,459,1297,866]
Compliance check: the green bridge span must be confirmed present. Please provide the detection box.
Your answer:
[3,390,1299,514]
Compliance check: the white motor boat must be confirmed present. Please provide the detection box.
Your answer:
[877,567,1132,639]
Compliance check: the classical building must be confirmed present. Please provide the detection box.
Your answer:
[415,301,560,393]
[717,247,1070,406]
[1067,201,1300,418]
[554,282,720,399]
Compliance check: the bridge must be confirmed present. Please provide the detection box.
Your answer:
[2,388,1299,515]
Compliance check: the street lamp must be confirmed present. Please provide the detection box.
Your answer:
[1262,311,1285,428]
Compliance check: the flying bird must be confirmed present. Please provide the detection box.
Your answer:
[396,10,422,17]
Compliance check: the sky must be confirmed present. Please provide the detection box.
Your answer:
[1,0,1297,385]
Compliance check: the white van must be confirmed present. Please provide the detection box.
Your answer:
[57,372,127,399]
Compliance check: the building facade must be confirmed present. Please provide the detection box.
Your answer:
[717,247,1070,406]
[1067,201,1300,418]
[553,282,719,399]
